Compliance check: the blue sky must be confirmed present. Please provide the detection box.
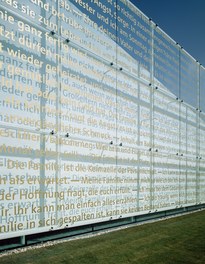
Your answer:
[130,0,205,66]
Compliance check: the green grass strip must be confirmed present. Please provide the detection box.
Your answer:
[1,210,205,264]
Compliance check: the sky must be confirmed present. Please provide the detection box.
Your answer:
[130,0,205,67]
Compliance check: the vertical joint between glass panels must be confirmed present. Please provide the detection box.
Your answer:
[150,22,155,210]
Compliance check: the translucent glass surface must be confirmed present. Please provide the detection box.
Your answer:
[200,67,205,112]
[154,27,179,96]
[180,50,198,107]
[116,1,151,80]
[0,0,204,239]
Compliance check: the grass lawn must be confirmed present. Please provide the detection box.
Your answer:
[0,210,205,264]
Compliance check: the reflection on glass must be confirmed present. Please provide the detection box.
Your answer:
[154,27,179,97]
[180,50,198,107]
[0,0,204,239]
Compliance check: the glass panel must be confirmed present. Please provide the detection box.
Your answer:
[153,152,180,209]
[0,9,58,132]
[138,150,152,211]
[67,0,117,57]
[0,0,58,30]
[0,129,59,231]
[59,42,118,225]
[116,72,139,149]
[60,45,116,141]
[179,104,186,206]
[186,112,197,157]
[186,160,197,205]
[153,89,180,209]
[199,163,205,203]
[138,90,152,211]
[0,4,60,235]
[114,161,139,218]
[153,91,180,154]
[116,1,151,80]
[59,156,118,227]
[199,111,205,203]
[180,50,198,107]
[154,27,179,97]
[199,67,205,202]
[182,104,197,205]
[115,69,139,217]
[200,67,205,112]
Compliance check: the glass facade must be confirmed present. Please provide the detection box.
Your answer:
[0,0,205,239]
